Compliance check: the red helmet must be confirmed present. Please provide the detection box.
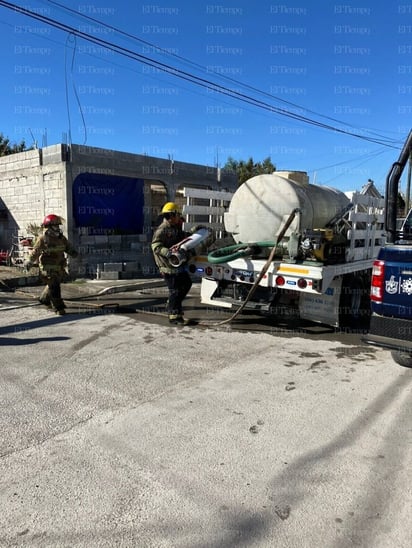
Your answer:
[42,214,62,227]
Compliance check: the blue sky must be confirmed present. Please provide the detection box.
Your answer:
[0,0,411,192]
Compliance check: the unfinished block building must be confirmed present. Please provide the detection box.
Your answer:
[0,144,237,279]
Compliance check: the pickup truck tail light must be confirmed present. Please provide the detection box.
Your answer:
[370,260,385,302]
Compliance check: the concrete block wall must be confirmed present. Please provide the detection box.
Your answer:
[0,148,41,174]
[76,231,156,279]
[0,146,68,250]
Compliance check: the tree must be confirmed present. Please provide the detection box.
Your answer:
[0,133,30,156]
[223,156,276,185]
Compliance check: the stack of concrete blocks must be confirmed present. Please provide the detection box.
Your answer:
[95,234,155,280]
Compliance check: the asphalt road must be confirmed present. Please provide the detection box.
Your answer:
[0,282,411,547]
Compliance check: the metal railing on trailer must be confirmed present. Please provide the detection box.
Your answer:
[182,187,234,240]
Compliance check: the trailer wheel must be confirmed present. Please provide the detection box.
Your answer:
[339,275,370,331]
[391,350,412,368]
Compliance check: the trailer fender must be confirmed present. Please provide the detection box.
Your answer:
[200,277,233,308]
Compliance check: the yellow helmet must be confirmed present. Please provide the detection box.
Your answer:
[161,202,181,215]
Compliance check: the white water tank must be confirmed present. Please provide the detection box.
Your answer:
[224,171,350,243]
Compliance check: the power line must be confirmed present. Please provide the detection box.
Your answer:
[0,0,401,149]
[310,147,388,173]
[42,0,399,146]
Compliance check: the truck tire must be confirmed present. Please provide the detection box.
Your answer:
[391,350,412,368]
[339,275,370,331]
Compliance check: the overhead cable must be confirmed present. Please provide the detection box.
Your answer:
[1,0,400,148]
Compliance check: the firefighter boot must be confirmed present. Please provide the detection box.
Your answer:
[168,314,194,326]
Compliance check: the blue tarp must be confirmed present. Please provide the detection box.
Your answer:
[73,173,144,233]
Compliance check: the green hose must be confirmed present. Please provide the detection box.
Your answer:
[207,241,277,264]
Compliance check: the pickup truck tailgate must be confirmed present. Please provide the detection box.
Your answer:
[373,245,412,318]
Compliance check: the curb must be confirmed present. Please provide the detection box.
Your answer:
[0,275,168,299]
[0,275,41,290]
[1,275,200,299]
[94,279,165,296]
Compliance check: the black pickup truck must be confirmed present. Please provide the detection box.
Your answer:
[363,131,412,368]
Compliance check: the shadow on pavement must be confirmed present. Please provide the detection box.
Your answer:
[0,307,118,338]
[0,336,70,346]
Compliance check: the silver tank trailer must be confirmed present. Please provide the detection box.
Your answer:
[224,171,350,243]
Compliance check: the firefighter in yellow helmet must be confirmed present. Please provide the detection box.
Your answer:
[25,214,78,315]
[151,202,193,325]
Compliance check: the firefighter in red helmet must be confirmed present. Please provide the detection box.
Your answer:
[25,214,78,315]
